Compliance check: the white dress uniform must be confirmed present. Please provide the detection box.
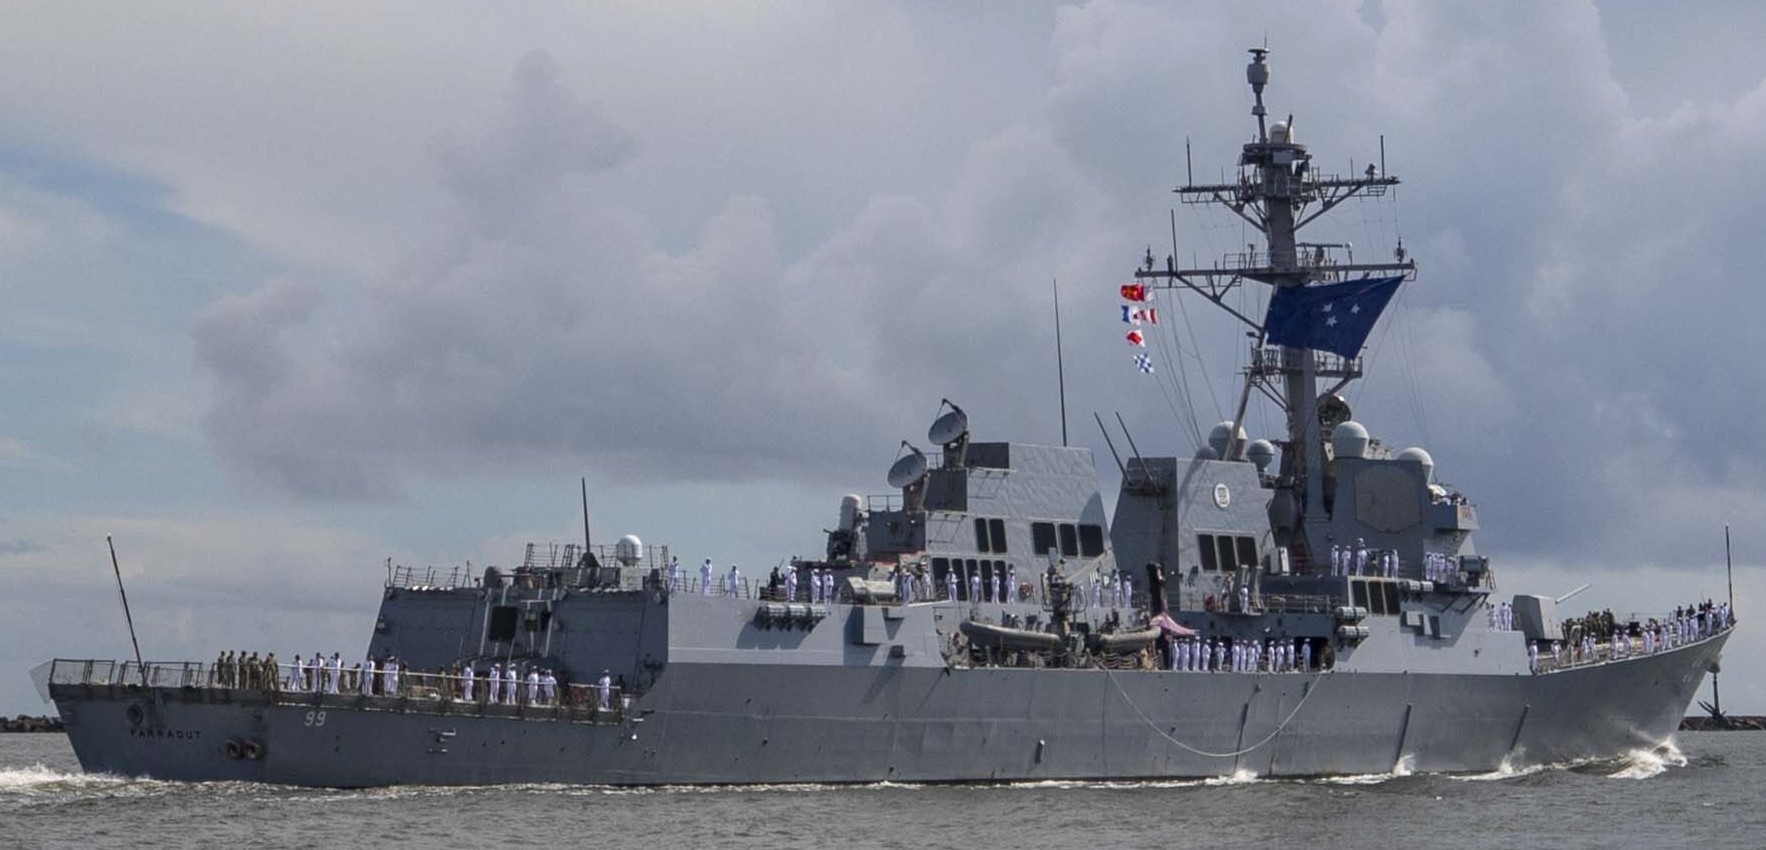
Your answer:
[488,663,502,703]
[361,658,376,696]
[786,570,798,602]
[463,666,475,701]
[700,559,713,594]
[597,672,613,710]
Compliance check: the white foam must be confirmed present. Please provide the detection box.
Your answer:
[0,763,135,794]
[1609,742,1686,780]
[1203,768,1260,786]
[1453,756,1554,782]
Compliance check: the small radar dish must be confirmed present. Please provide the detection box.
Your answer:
[928,400,969,447]
[886,443,929,488]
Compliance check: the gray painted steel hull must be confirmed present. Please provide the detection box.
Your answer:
[53,631,1723,787]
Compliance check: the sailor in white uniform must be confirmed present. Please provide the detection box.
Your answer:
[785,568,799,602]
[1006,566,1017,604]
[597,670,613,710]
[462,664,476,701]
[360,657,376,696]
[1354,539,1368,576]
[488,663,502,704]
[726,564,741,598]
[1301,640,1312,672]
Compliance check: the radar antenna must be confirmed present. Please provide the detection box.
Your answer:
[928,399,970,468]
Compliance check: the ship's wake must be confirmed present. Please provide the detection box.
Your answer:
[0,763,146,796]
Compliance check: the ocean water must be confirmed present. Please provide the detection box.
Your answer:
[1,732,1762,850]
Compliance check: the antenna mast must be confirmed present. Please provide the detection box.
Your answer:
[1130,47,1416,560]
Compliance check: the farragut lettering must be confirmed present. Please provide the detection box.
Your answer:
[128,727,203,740]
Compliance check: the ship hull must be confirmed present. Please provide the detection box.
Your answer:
[51,631,1724,787]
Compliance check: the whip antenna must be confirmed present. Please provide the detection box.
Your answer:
[106,535,148,686]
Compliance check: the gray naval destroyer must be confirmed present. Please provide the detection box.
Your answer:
[44,50,1732,787]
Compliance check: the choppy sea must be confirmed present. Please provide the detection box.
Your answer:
[1,732,1762,850]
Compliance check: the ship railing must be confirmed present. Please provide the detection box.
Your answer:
[1256,593,1337,614]
[275,668,633,723]
[1247,345,1362,378]
[388,564,472,590]
[1531,614,1734,674]
[388,543,674,592]
[49,659,215,688]
[48,659,637,724]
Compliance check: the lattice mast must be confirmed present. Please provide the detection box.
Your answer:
[1133,48,1415,560]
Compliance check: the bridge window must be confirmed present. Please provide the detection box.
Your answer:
[990,519,1007,554]
[1198,534,1219,571]
[1079,524,1105,557]
[488,606,519,641]
[1032,522,1057,555]
[975,518,992,552]
[1235,536,1258,568]
[1059,524,1079,557]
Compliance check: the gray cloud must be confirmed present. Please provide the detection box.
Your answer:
[181,5,1766,577]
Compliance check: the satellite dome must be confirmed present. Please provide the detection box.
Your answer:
[1246,439,1276,473]
[1396,447,1435,481]
[1194,445,1220,461]
[1270,120,1292,144]
[1207,421,1247,459]
[615,534,643,566]
[1331,421,1370,459]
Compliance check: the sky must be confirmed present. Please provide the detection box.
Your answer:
[3,0,1765,716]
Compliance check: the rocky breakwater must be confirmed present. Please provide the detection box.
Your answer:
[0,715,64,733]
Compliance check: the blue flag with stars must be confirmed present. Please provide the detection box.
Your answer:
[1263,276,1402,358]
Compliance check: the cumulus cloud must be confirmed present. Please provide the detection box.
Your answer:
[194,45,1115,499]
[175,5,1766,576]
